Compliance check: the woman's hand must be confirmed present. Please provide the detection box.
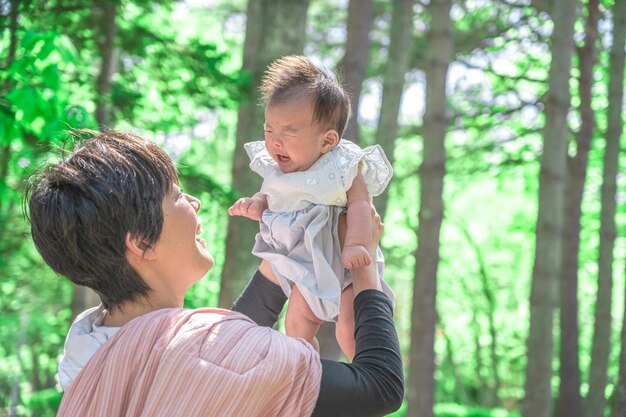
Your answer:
[339,204,384,295]
[367,205,384,255]
[338,204,383,255]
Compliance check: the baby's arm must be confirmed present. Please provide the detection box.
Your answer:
[228,192,268,221]
[343,169,372,269]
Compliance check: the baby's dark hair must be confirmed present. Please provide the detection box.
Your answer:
[260,55,352,136]
[26,130,178,310]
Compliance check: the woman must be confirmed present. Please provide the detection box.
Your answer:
[27,130,403,417]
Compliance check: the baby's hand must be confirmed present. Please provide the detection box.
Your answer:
[228,195,266,221]
[342,244,372,269]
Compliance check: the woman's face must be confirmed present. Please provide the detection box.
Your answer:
[152,184,214,289]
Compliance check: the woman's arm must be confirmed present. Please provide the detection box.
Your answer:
[312,289,404,416]
[313,205,403,416]
[232,205,404,417]
[233,263,403,416]
[231,266,286,328]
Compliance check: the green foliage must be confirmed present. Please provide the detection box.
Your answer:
[0,0,244,413]
[26,389,62,417]
[111,2,246,130]
[387,402,521,417]
[434,403,521,417]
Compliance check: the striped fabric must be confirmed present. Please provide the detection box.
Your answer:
[56,308,322,417]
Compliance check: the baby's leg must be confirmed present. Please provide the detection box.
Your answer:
[335,285,356,362]
[285,285,323,350]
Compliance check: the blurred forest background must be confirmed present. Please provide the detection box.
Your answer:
[0,0,625,416]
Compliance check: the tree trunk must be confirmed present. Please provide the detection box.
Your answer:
[336,0,373,145]
[219,0,309,308]
[607,7,626,417]
[67,0,117,317]
[315,0,374,360]
[0,0,19,216]
[9,314,28,417]
[457,268,488,404]
[471,310,488,404]
[611,260,626,417]
[93,0,117,130]
[4,0,18,75]
[374,0,414,221]
[406,1,452,416]
[556,1,599,417]
[457,221,501,407]
[521,1,578,417]
[219,0,263,308]
[587,0,626,416]
[30,328,42,392]
[442,322,470,404]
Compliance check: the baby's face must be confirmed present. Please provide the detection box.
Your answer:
[264,99,337,173]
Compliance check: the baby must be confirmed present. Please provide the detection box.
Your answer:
[229,55,394,360]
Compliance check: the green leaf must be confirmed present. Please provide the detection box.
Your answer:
[55,35,79,64]
[30,116,46,136]
[6,88,41,123]
[42,117,64,138]
[37,33,57,61]
[42,65,60,90]
[8,56,33,80]
[20,31,41,50]
[27,388,62,417]
[0,110,15,146]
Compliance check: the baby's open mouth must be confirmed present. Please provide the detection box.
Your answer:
[276,154,290,163]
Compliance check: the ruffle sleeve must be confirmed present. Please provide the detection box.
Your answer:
[244,140,273,178]
[338,140,393,197]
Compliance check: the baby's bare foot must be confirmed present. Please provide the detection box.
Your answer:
[342,244,372,269]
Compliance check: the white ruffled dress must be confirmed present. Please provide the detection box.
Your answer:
[245,139,395,322]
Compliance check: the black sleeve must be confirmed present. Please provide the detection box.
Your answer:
[231,270,287,327]
[311,290,404,417]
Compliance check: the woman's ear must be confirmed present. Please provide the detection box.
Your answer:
[321,129,340,153]
[125,233,157,261]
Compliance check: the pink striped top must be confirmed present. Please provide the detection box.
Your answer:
[56,307,322,417]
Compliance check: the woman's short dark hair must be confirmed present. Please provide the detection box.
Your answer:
[27,130,178,311]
